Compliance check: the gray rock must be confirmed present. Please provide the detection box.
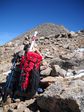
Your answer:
[40,66,47,71]
[63,44,70,49]
[14,99,20,103]
[66,69,74,77]
[17,102,26,112]
[40,67,52,76]
[37,77,84,112]
[49,58,63,66]
[51,65,66,77]
[39,40,44,44]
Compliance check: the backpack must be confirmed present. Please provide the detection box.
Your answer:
[19,51,42,93]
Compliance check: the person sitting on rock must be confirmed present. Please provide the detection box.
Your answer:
[23,35,31,53]
[23,35,30,45]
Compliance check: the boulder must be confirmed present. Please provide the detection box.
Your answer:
[75,51,84,60]
[59,53,75,60]
[49,58,63,66]
[40,67,52,76]
[51,65,66,77]
[37,77,84,112]
[3,103,17,112]
[6,42,13,47]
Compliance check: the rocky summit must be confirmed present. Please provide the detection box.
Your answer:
[0,23,84,112]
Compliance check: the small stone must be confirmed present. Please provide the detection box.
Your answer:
[6,97,12,104]
[3,105,9,112]
[40,66,47,71]
[14,98,20,103]
[17,102,26,112]
[24,108,30,112]
[40,36,45,40]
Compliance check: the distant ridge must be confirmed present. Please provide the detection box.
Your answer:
[12,23,69,41]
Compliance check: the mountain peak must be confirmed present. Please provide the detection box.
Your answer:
[27,23,69,37]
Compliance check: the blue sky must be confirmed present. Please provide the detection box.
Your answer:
[0,0,84,45]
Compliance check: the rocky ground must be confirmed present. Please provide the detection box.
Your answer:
[0,23,84,112]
